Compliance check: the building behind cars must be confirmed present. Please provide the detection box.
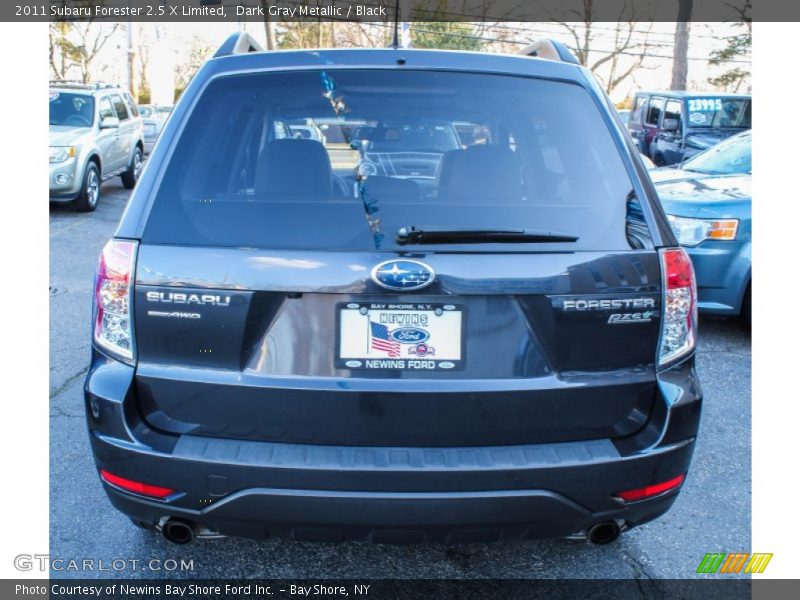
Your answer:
[49,81,144,211]
[628,91,751,166]
[85,35,702,545]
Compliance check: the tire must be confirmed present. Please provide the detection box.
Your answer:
[653,153,666,167]
[741,285,751,328]
[73,162,100,212]
[121,146,143,190]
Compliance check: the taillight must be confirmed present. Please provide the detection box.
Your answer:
[616,474,685,502]
[99,469,175,499]
[93,239,137,364]
[658,247,697,367]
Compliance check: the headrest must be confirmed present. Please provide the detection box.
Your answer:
[255,139,332,196]
[437,145,522,203]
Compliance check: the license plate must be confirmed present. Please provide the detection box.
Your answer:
[337,302,464,370]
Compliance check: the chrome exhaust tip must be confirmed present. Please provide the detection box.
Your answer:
[587,520,621,545]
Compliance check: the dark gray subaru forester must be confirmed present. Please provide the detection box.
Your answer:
[85,34,701,545]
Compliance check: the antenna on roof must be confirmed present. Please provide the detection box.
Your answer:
[390,0,400,49]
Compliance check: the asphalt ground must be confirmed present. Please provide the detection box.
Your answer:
[50,181,751,579]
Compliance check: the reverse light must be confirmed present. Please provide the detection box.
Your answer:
[658,248,697,366]
[667,215,739,246]
[99,469,175,499]
[49,146,76,163]
[93,239,137,363]
[616,474,685,502]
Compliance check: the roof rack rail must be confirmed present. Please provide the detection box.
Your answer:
[49,80,121,90]
[214,32,264,58]
[518,40,579,65]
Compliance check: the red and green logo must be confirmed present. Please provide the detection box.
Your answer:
[697,553,773,574]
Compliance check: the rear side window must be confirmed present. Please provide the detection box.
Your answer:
[98,97,114,121]
[125,93,139,117]
[646,97,664,125]
[630,96,647,124]
[110,94,129,121]
[143,70,636,252]
[664,100,682,129]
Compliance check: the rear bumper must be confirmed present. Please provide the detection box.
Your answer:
[85,354,702,542]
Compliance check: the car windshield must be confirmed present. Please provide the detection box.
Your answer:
[365,123,461,153]
[682,133,751,175]
[49,91,94,127]
[143,69,635,252]
[685,97,751,129]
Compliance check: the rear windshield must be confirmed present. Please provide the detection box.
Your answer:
[143,70,636,251]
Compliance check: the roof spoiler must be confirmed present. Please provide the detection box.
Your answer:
[214,32,264,58]
[518,40,579,65]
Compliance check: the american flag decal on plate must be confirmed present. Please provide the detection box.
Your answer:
[370,321,401,357]
[338,302,463,370]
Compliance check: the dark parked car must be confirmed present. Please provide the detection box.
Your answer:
[628,91,750,166]
[85,35,701,545]
[652,130,751,324]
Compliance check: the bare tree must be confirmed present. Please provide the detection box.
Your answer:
[174,36,213,95]
[276,22,372,49]
[708,1,751,92]
[556,0,655,95]
[670,0,693,90]
[49,21,121,83]
[49,22,72,80]
[137,27,152,103]
[335,23,389,48]
[259,0,276,49]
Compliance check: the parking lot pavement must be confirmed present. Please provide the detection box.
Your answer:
[50,184,751,580]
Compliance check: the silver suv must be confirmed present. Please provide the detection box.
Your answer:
[49,81,144,211]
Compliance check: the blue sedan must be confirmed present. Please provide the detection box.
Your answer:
[651,131,751,324]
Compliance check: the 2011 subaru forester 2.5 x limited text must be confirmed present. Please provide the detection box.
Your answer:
[85,34,702,545]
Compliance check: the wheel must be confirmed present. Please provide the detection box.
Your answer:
[73,162,100,212]
[121,146,143,190]
[741,285,751,328]
[652,153,666,167]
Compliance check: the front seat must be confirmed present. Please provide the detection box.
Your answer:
[255,139,333,197]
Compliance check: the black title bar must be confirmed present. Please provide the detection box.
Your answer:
[0,578,770,600]
[5,0,788,23]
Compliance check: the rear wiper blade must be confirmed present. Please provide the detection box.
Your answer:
[396,226,578,245]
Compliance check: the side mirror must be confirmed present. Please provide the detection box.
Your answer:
[100,116,119,129]
[662,118,679,132]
